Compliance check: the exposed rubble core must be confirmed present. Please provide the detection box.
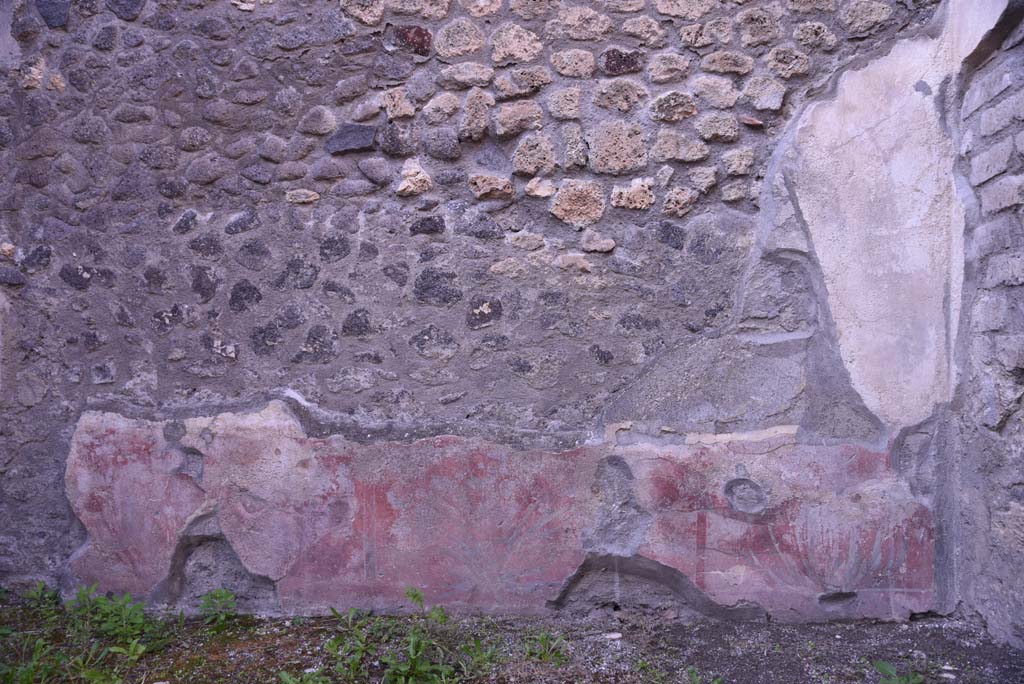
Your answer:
[0,0,1022,646]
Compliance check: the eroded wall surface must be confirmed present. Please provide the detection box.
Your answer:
[954,14,1024,647]
[0,0,1021,633]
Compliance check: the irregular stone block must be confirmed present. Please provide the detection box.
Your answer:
[106,0,147,22]
[325,124,377,154]
[550,49,595,78]
[35,0,70,29]
[587,120,647,174]
[490,23,544,65]
[653,0,717,20]
[550,179,606,227]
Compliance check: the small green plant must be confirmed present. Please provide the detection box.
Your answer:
[0,637,64,684]
[873,660,924,684]
[524,631,567,665]
[405,587,425,612]
[108,639,146,666]
[77,669,124,684]
[199,588,237,632]
[685,665,723,684]
[325,611,376,683]
[278,669,331,684]
[382,629,454,684]
[636,659,669,684]
[67,586,153,645]
[23,581,62,625]
[331,607,370,630]
[458,636,498,677]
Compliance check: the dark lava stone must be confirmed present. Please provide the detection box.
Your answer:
[409,324,456,358]
[152,304,184,335]
[619,313,661,331]
[392,25,432,56]
[422,127,461,161]
[656,221,686,250]
[224,209,260,235]
[455,209,502,240]
[341,308,373,337]
[292,325,336,364]
[35,0,70,29]
[599,47,645,76]
[144,265,167,291]
[229,279,262,313]
[319,235,351,262]
[481,334,510,351]
[59,264,92,290]
[323,281,356,302]
[377,122,415,157]
[188,234,224,258]
[410,216,445,236]
[106,0,146,22]
[274,258,319,289]
[275,305,305,329]
[234,239,272,271]
[22,245,51,273]
[324,124,376,154]
[190,265,219,303]
[172,210,198,235]
[251,322,282,356]
[0,267,27,286]
[157,177,189,199]
[359,242,379,261]
[413,267,462,305]
[590,344,614,365]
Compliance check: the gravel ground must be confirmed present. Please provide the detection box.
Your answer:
[2,592,1023,684]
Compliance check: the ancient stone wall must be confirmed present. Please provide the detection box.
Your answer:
[0,0,1022,640]
[953,11,1024,648]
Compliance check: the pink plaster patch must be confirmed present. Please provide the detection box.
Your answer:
[64,404,935,620]
[65,414,205,597]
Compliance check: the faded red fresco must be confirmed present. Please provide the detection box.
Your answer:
[65,404,934,620]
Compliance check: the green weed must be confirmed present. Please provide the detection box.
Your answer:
[457,636,498,677]
[199,588,237,633]
[382,629,454,684]
[278,669,331,684]
[685,665,723,684]
[0,637,64,684]
[405,587,425,612]
[325,610,376,682]
[873,660,924,684]
[66,585,167,648]
[524,631,567,665]
[636,659,669,684]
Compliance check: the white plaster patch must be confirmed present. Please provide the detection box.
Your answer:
[788,0,1007,428]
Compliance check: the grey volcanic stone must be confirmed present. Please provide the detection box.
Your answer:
[35,0,70,28]
[325,124,377,154]
[0,267,27,286]
[410,216,445,235]
[106,0,146,21]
